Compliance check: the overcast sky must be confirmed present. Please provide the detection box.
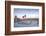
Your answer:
[14,8,39,18]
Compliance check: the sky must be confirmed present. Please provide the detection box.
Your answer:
[14,8,39,18]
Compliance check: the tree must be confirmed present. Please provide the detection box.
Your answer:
[14,16,17,22]
[22,14,26,19]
